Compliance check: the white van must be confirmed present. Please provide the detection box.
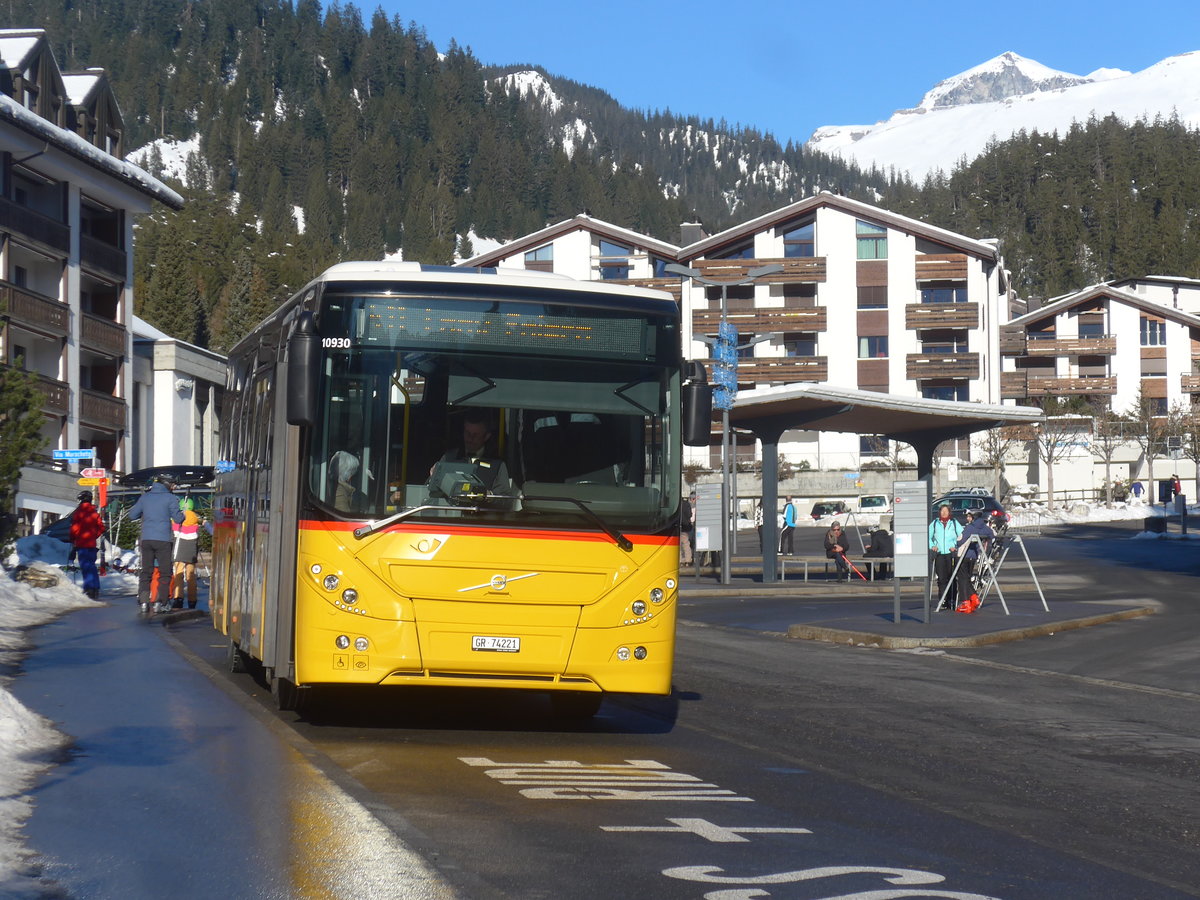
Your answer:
[856,494,891,514]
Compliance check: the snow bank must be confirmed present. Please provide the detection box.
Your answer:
[0,551,103,894]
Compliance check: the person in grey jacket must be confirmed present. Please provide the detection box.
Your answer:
[128,477,185,614]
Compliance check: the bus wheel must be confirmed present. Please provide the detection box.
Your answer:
[226,639,247,674]
[550,691,603,719]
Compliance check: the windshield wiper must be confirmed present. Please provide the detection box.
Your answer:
[353,504,481,539]
[519,494,634,552]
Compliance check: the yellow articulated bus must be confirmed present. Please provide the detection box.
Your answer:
[212,262,710,715]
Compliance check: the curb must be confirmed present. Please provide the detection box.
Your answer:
[786,605,1156,649]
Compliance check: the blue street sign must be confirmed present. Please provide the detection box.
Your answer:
[215,460,237,473]
[53,449,94,460]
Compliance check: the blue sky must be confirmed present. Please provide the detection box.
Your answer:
[375,0,1199,145]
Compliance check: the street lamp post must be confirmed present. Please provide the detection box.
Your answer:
[667,261,784,584]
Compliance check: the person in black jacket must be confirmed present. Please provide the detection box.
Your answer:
[864,520,893,579]
[823,522,850,582]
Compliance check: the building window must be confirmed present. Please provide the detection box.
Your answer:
[524,244,553,272]
[651,256,670,277]
[598,240,630,279]
[922,384,969,402]
[921,330,968,354]
[920,283,968,303]
[714,242,754,260]
[858,336,888,358]
[856,220,887,260]
[783,332,817,357]
[1146,397,1168,416]
[736,333,754,359]
[1140,316,1165,346]
[1078,320,1105,338]
[782,222,814,258]
[857,285,887,309]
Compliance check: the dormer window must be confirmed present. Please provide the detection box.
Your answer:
[598,239,630,280]
[782,221,814,258]
[856,220,887,260]
[524,244,553,272]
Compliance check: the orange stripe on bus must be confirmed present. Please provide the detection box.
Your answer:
[297,518,678,546]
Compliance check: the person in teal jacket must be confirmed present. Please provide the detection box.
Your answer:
[929,504,963,610]
[780,495,798,555]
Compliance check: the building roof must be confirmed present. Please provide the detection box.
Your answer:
[1008,283,1200,330]
[680,192,1002,262]
[61,70,103,107]
[461,213,680,268]
[0,28,43,70]
[0,91,182,209]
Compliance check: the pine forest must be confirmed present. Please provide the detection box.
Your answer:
[9,0,1200,351]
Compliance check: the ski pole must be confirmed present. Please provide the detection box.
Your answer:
[840,553,868,581]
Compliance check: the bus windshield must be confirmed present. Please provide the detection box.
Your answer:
[304,291,682,534]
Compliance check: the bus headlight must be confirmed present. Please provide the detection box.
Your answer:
[323,574,340,591]
[633,646,648,660]
[310,563,323,575]
[335,635,350,649]
[617,646,631,661]
[665,578,676,590]
[341,588,358,605]
[631,600,647,616]
[649,587,664,604]
[354,637,369,652]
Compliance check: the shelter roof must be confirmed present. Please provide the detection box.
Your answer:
[729,383,1042,445]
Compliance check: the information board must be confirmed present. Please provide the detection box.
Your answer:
[892,480,931,579]
[694,482,724,553]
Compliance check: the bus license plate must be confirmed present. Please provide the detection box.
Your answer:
[472,635,520,652]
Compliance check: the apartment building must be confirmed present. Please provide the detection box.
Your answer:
[0,29,183,532]
[464,194,1012,470]
[1002,277,1200,418]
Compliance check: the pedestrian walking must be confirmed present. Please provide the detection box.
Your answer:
[69,491,105,600]
[779,495,797,555]
[171,497,202,609]
[127,476,185,615]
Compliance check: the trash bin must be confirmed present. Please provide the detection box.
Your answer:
[1144,517,1167,533]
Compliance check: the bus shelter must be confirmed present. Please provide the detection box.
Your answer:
[728,384,1044,582]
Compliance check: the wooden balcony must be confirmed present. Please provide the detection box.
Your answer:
[1182,374,1200,393]
[1026,376,1117,397]
[0,196,70,252]
[706,356,828,384]
[1025,335,1117,356]
[691,256,826,284]
[693,306,827,333]
[1001,371,1028,399]
[906,352,979,380]
[0,281,69,338]
[28,372,70,416]
[999,328,1027,356]
[80,388,127,431]
[905,302,979,330]
[81,313,127,358]
[80,234,128,278]
[607,276,681,302]
[914,253,969,281]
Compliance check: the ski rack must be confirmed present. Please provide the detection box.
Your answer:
[935,533,1049,615]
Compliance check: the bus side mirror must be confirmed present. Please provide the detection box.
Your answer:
[287,312,320,427]
[682,362,712,447]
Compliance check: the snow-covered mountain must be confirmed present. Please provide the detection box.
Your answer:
[807,51,1200,180]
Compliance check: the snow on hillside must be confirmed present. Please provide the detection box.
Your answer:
[126,135,202,187]
[808,50,1200,180]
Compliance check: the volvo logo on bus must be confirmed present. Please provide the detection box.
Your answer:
[458,572,540,593]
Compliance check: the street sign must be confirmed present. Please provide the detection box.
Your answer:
[53,449,94,461]
[80,467,107,479]
[77,477,103,486]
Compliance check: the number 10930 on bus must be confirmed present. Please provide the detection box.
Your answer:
[211,262,711,716]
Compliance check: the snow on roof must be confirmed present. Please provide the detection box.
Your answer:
[461,213,680,268]
[131,314,170,340]
[0,29,44,70]
[60,72,101,106]
[0,92,182,209]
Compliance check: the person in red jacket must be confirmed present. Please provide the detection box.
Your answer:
[69,491,105,599]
